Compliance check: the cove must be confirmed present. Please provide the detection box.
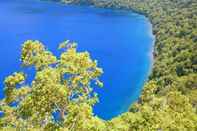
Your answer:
[0,0,154,120]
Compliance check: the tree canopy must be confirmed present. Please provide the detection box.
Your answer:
[1,0,197,130]
[0,40,106,130]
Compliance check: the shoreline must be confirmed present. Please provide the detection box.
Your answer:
[42,0,156,119]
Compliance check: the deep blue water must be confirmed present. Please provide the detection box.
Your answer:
[0,0,154,120]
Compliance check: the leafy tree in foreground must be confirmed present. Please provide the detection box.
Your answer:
[0,40,105,130]
[0,39,196,130]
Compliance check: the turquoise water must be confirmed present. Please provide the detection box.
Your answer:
[0,0,154,120]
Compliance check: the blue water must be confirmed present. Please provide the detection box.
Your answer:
[0,0,154,120]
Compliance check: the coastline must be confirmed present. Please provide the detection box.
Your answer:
[0,0,155,120]
[0,0,196,130]
[41,0,156,119]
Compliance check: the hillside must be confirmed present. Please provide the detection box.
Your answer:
[62,0,197,130]
[0,0,196,130]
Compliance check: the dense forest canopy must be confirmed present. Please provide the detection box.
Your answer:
[0,0,197,130]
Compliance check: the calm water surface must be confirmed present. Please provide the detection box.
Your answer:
[0,0,154,120]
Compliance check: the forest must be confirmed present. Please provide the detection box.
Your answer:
[0,0,196,130]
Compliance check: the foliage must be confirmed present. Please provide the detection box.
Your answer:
[1,0,197,130]
[94,0,197,130]
[0,40,105,130]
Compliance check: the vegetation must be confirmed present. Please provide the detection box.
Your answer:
[95,0,197,130]
[0,40,106,130]
[96,0,197,130]
[1,0,197,130]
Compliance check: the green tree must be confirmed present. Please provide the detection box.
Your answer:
[0,40,105,130]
